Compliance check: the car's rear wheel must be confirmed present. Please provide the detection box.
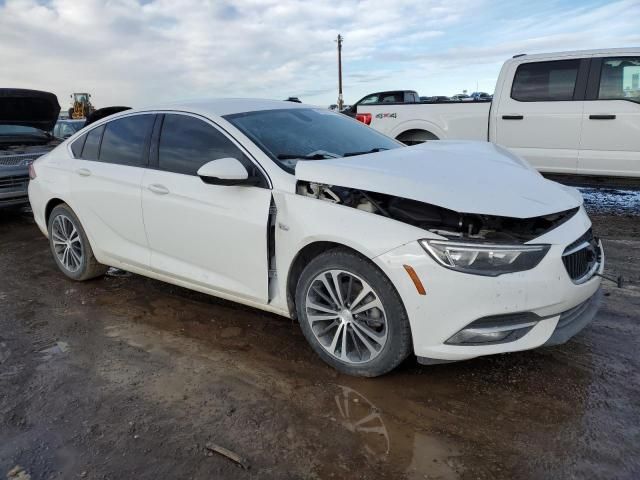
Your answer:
[47,204,108,281]
[295,248,412,377]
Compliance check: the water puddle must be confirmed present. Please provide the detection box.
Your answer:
[39,341,69,360]
[327,384,463,479]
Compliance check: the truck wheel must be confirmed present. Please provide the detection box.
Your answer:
[295,248,412,377]
[396,129,439,146]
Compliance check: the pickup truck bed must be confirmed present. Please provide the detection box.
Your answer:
[365,101,491,145]
[356,47,640,179]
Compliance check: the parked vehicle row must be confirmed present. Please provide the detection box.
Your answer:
[28,99,603,376]
[355,48,640,178]
[343,90,492,118]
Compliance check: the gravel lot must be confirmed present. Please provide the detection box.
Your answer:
[1,190,639,480]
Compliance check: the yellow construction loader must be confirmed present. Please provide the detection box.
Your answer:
[68,93,95,119]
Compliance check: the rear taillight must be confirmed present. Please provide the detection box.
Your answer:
[28,162,37,180]
[356,113,372,125]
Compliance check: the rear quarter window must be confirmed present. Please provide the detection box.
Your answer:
[81,125,104,161]
[70,134,86,158]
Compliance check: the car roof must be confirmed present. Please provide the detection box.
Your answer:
[508,47,639,62]
[135,98,311,118]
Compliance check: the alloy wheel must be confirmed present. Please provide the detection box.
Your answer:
[51,214,84,273]
[305,269,388,364]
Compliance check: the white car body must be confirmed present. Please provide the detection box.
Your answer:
[29,99,603,374]
[358,48,640,178]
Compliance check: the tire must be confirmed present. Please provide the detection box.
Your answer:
[396,129,439,146]
[47,204,108,281]
[295,248,412,377]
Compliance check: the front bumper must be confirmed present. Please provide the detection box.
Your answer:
[374,208,603,362]
[543,287,603,347]
[0,166,29,208]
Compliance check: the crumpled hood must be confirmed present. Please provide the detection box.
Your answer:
[0,89,61,132]
[295,141,582,218]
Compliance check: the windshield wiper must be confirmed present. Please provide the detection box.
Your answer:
[343,147,389,157]
[277,152,338,160]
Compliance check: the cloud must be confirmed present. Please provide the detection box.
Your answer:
[0,0,637,108]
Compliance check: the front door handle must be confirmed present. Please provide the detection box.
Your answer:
[148,184,169,195]
[589,114,616,120]
[502,115,524,120]
[76,168,91,177]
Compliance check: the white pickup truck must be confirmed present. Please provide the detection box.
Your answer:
[356,48,640,178]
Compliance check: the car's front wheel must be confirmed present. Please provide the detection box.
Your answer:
[47,203,108,281]
[295,249,412,377]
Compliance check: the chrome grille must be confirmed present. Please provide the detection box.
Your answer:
[0,152,43,166]
[0,174,29,189]
[562,229,601,284]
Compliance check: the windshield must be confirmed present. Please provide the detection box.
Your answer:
[224,108,402,173]
[0,125,48,138]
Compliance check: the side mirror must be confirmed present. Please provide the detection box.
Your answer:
[197,158,253,186]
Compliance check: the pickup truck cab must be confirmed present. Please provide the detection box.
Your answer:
[342,90,420,118]
[357,48,640,178]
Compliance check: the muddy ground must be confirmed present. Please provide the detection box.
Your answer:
[1,191,639,480]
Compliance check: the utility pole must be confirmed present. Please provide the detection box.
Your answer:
[336,34,343,110]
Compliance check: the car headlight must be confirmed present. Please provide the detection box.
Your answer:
[419,239,549,276]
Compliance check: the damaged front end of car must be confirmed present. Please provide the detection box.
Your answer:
[296,181,578,243]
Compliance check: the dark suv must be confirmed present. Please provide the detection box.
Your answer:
[0,89,61,208]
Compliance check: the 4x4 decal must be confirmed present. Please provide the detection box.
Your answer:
[375,112,397,119]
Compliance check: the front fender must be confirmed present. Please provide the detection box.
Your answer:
[271,190,428,312]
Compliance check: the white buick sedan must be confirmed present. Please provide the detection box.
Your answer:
[28,99,604,376]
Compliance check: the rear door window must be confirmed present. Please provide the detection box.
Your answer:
[511,60,580,101]
[380,93,402,103]
[158,114,249,176]
[99,115,155,167]
[80,125,104,161]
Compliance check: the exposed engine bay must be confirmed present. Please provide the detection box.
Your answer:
[296,181,578,243]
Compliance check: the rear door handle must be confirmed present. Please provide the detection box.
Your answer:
[589,114,616,120]
[76,168,91,177]
[502,115,524,120]
[148,184,169,195]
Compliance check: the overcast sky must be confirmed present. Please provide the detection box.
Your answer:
[1,0,638,109]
